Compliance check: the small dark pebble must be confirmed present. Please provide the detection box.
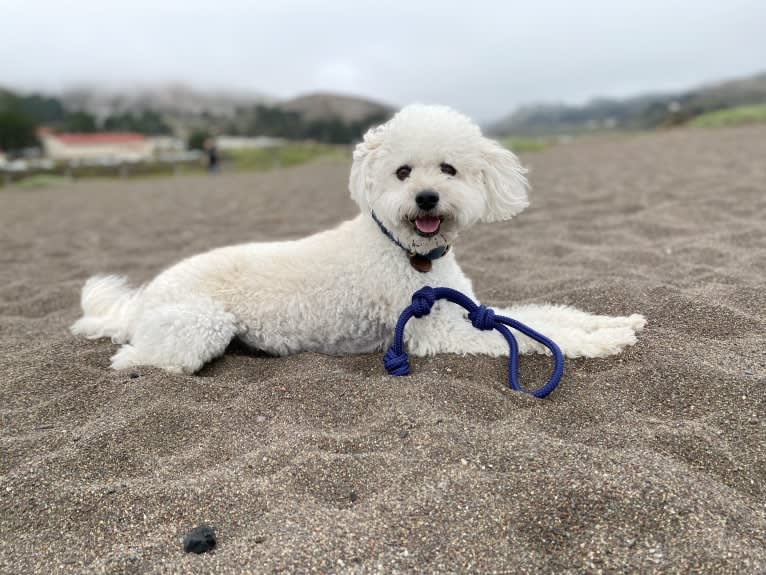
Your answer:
[183,524,217,554]
[106,488,116,495]
[129,372,140,379]
[254,535,267,544]
[350,491,358,503]
[398,430,410,439]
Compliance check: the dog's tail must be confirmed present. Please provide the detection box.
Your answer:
[70,275,143,343]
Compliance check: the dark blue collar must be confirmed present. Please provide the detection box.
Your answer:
[371,211,450,261]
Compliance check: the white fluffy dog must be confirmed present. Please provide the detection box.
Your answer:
[71,105,645,374]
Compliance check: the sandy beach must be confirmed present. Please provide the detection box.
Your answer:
[1,125,764,573]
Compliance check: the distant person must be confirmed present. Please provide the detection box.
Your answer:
[203,137,219,173]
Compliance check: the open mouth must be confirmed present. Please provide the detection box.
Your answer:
[411,214,443,237]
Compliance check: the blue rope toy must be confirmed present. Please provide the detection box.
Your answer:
[383,286,565,398]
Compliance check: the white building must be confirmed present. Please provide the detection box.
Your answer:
[38,129,155,162]
[216,136,285,151]
[149,136,186,154]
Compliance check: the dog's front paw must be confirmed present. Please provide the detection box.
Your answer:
[627,313,647,332]
[555,314,646,358]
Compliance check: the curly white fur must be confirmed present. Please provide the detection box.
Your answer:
[71,105,646,374]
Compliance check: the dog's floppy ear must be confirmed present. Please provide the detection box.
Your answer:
[479,139,530,222]
[349,123,386,208]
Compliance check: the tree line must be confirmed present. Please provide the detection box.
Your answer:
[190,105,389,149]
[227,105,389,144]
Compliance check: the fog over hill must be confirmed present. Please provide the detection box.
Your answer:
[489,71,766,136]
[53,85,392,121]
[57,84,275,119]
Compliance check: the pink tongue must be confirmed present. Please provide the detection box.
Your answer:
[415,215,440,233]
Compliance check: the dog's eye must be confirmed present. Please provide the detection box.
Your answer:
[440,163,457,176]
[395,165,412,181]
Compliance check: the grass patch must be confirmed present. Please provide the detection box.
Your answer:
[689,104,766,128]
[2,161,208,189]
[12,175,72,189]
[500,137,554,153]
[226,143,347,172]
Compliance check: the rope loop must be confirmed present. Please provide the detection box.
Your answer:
[383,286,564,398]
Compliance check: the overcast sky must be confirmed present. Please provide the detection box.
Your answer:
[2,0,765,121]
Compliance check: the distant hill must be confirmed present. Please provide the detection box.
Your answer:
[55,86,392,125]
[278,92,392,123]
[55,85,392,140]
[489,71,766,136]
[679,72,766,111]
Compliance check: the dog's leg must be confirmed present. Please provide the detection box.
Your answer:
[405,302,520,357]
[493,304,646,358]
[110,297,238,374]
[406,301,645,359]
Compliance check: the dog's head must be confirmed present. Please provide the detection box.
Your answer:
[349,104,529,253]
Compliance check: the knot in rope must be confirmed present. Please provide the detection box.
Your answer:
[411,286,436,318]
[383,348,410,376]
[383,286,565,398]
[468,305,496,331]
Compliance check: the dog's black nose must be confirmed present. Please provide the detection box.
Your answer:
[415,190,439,211]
